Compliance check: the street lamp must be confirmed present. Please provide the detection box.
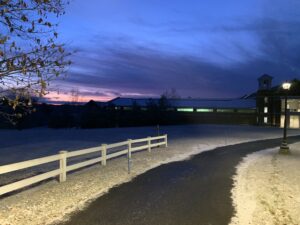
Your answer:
[279,81,291,154]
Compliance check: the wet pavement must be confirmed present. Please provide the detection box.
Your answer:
[60,136,300,225]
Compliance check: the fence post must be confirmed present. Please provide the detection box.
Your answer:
[101,144,107,166]
[127,139,132,174]
[147,136,151,152]
[165,134,168,148]
[127,139,132,159]
[59,151,67,182]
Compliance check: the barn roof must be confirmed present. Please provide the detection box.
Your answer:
[107,97,256,109]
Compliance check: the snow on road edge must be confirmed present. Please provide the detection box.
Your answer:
[230,142,300,225]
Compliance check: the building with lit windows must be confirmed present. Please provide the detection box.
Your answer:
[107,96,257,126]
[255,75,300,128]
[106,75,300,128]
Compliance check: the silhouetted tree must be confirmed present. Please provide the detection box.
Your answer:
[288,79,300,95]
[162,88,180,99]
[70,88,80,104]
[275,79,300,96]
[0,0,71,124]
[158,94,169,110]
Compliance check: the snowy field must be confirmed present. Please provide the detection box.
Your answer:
[230,142,300,225]
[0,125,299,225]
[2,124,299,165]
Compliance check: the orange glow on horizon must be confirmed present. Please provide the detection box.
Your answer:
[44,91,116,103]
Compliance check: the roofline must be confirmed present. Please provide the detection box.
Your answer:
[107,97,121,103]
[108,97,254,102]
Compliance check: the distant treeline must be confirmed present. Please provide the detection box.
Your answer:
[0,100,256,129]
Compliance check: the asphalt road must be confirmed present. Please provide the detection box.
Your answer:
[60,136,300,225]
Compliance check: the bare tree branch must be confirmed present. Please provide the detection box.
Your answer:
[0,0,71,124]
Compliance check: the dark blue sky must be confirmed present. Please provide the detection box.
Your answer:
[47,0,300,102]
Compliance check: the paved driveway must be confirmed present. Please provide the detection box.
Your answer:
[60,136,300,225]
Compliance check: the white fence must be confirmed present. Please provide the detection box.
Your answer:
[0,134,168,196]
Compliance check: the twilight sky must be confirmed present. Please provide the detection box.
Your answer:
[46,0,300,102]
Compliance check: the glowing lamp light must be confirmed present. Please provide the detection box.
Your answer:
[282,82,291,90]
[279,80,292,154]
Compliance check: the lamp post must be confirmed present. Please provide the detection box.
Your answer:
[279,81,291,154]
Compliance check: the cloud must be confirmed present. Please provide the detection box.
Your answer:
[51,3,300,102]
[55,41,253,99]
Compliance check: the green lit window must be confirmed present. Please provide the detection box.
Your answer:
[177,108,194,112]
[123,107,131,111]
[196,108,213,112]
[217,109,234,113]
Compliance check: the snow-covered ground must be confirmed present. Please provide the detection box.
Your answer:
[1,124,299,165]
[0,125,299,225]
[230,142,300,225]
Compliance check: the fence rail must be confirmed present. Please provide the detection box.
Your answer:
[0,134,168,196]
